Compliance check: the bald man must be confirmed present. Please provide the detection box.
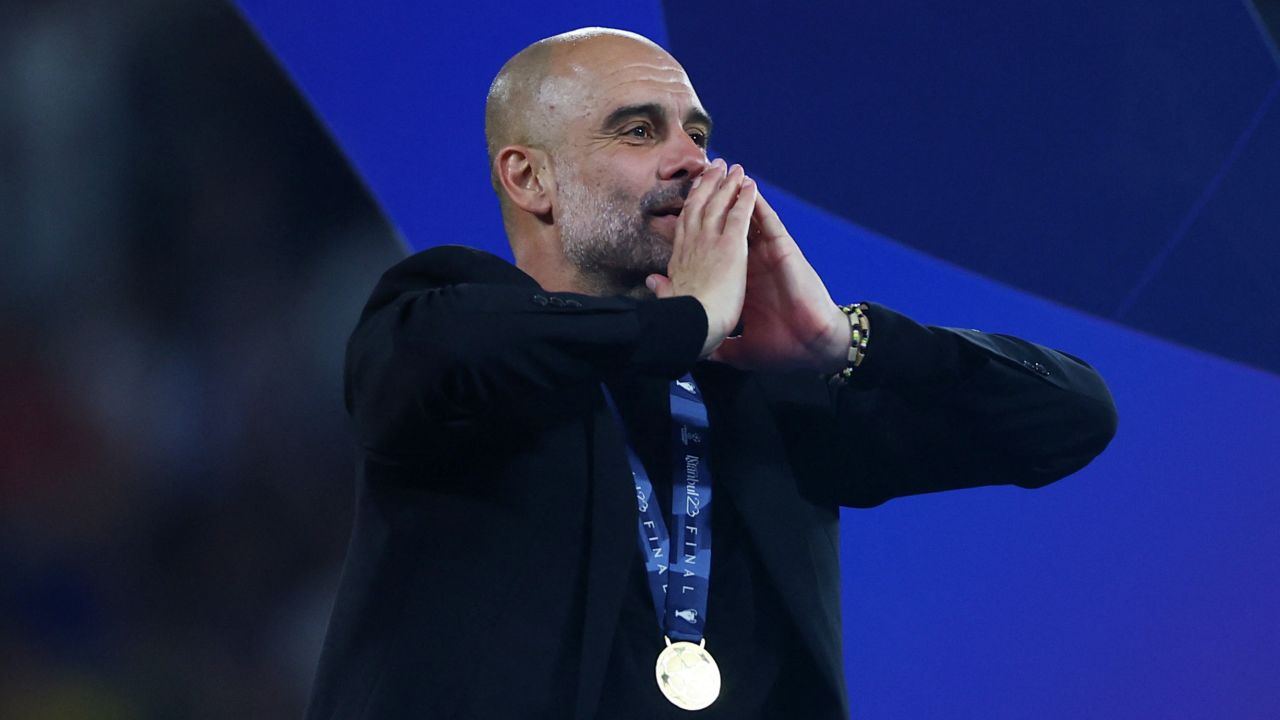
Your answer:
[306,28,1116,719]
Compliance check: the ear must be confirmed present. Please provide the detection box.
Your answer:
[495,145,553,217]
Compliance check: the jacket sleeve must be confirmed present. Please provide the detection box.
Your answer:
[761,303,1118,508]
[344,248,708,461]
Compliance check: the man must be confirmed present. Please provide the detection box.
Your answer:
[306,28,1116,719]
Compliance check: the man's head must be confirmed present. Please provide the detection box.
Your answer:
[485,28,713,296]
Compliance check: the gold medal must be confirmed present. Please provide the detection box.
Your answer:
[654,637,721,711]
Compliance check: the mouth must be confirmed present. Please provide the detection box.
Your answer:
[649,204,683,219]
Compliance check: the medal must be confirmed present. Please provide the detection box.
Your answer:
[605,375,720,710]
[655,638,721,711]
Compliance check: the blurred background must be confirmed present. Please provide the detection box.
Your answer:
[3,0,1279,718]
[1,0,400,716]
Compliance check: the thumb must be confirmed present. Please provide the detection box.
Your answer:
[707,337,744,366]
[646,273,674,298]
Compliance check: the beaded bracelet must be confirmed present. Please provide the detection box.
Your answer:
[829,303,871,386]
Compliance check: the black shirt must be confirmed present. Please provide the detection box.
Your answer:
[596,373,835,719]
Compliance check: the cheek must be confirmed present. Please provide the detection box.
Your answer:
[564,153,655,209]
[595,151,658,188]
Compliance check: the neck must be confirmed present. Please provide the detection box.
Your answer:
[513,235,586,293]
[511,230,651,299]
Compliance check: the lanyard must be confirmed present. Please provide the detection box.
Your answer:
[604,374,714,643]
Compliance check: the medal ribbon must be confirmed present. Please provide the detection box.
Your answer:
[604,373,713,643]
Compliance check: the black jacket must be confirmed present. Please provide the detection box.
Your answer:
[306,245,1117,719]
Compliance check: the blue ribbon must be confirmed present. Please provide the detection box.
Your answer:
[605,374,713,643]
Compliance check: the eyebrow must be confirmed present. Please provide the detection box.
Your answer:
[601,102,715,137]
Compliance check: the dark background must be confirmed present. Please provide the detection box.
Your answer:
[1,1,399,716]
[661,0,1280,375]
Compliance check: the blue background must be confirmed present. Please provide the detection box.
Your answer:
[233,1,1280,716]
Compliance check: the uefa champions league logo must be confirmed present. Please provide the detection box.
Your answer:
[681,426,702,446]
[674,608,699,624]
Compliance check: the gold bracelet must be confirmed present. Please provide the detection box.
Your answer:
[829,303,871,386]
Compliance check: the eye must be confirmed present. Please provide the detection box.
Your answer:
[688,130,708,148]
[624,124,653,140]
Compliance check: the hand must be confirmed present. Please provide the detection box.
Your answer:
[646,159,757,358]
[709,187,850,373]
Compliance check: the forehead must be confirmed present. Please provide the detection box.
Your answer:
[555,41,705,123]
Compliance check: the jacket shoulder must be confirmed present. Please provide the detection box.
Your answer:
[360,244,537,322]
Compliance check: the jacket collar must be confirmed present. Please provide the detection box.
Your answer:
[361,244,537,324]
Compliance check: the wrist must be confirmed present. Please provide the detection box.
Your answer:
[816,303,852,374]
[826,303,871,385]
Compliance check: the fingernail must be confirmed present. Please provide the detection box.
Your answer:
[645,276,656,291]
[692,175,702,189]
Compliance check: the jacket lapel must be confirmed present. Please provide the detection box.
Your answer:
[694,364,848,701]
[573,394,641,719]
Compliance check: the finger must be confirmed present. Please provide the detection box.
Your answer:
[681,158,726,228]
[701,163,746,234]
[723,177,757,240]
[692,160,734,223]
[751,186,787,238]
[645,273,674,298]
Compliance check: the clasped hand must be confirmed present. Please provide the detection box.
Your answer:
[645,159,850,374]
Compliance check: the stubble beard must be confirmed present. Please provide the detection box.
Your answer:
[556,164,683,297]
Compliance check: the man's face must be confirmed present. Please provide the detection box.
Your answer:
[549,40,713,294]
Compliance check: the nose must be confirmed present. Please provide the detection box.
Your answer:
[657,131,710,182]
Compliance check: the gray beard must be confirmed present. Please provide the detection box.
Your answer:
[557,169,687,297]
